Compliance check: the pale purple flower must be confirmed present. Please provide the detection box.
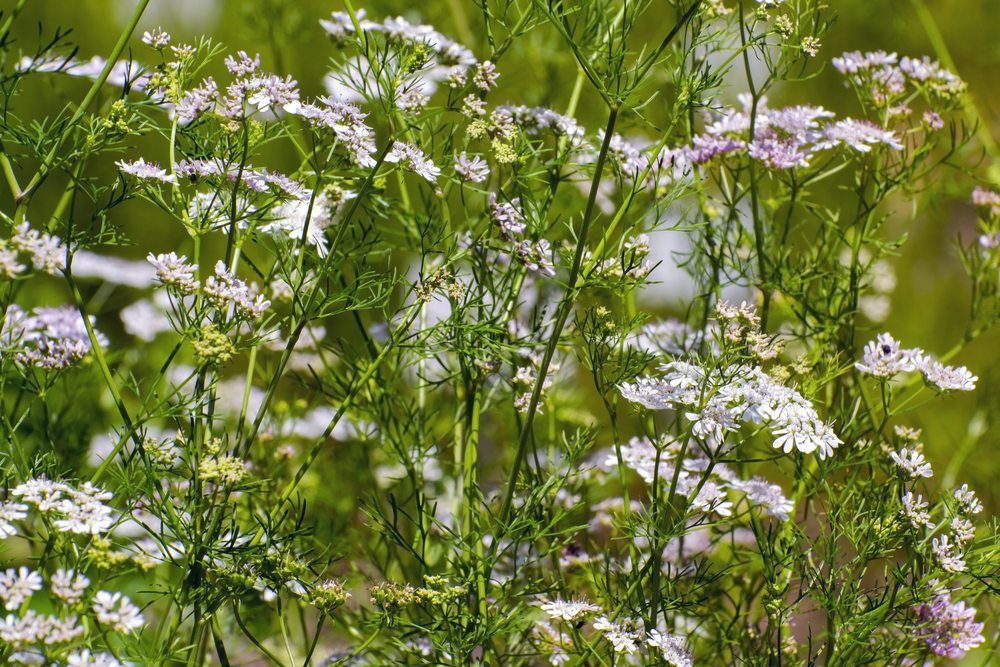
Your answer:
[855,332,913,377]
[454,152,490,183]
[734,477,794,520]
[889,447,932,478]
[117,158,176,183]
[914,592,984,659]
[953,484,983,515]
[489,193,526,240]
[387,142,440,182]
[685,134,745,164]
[4,305,106,370]
[818,118,903,152]
[176,78,218,124]
[147,252,199,293]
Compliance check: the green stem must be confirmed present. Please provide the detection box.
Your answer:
[16,0,151,204]
[498,105,619,524]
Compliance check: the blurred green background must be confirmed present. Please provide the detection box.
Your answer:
[4,0,998,515]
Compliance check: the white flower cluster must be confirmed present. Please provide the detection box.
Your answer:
[488,194,555,277]
[320,11,479,87]
[647,629,694,667]
[116,157,176,184]
[261,187,357,257]
[8,478,116,535]
[609,437,793,521]
[1,305,107,370]
[0,223,67,278]
[856,332,977,391]
[593,616,642,655]
[537,597,602,622]
[147,252,199,293]
[91,591,144,632]
[0,567,42,610]
[147,254,270,320]
[0,566,137,665]
[387,141,441,182]
[620,362,842,458]
[284,97,379,167]
[203,261,271,319]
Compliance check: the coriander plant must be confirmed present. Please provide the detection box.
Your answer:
[0,0,997,665]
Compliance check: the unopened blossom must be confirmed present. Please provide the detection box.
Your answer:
[92,591,144,632]
[116,158,176,184]
[914,592,984,658]
[889,448,933,478]
[454,152,490,183]
[538,597,602,622]
[0,567,43,610]
[647,630,693,667]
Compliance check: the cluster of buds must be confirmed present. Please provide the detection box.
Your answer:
[415,268,465,302]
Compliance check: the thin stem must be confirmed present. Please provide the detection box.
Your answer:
[498,105,619,525]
